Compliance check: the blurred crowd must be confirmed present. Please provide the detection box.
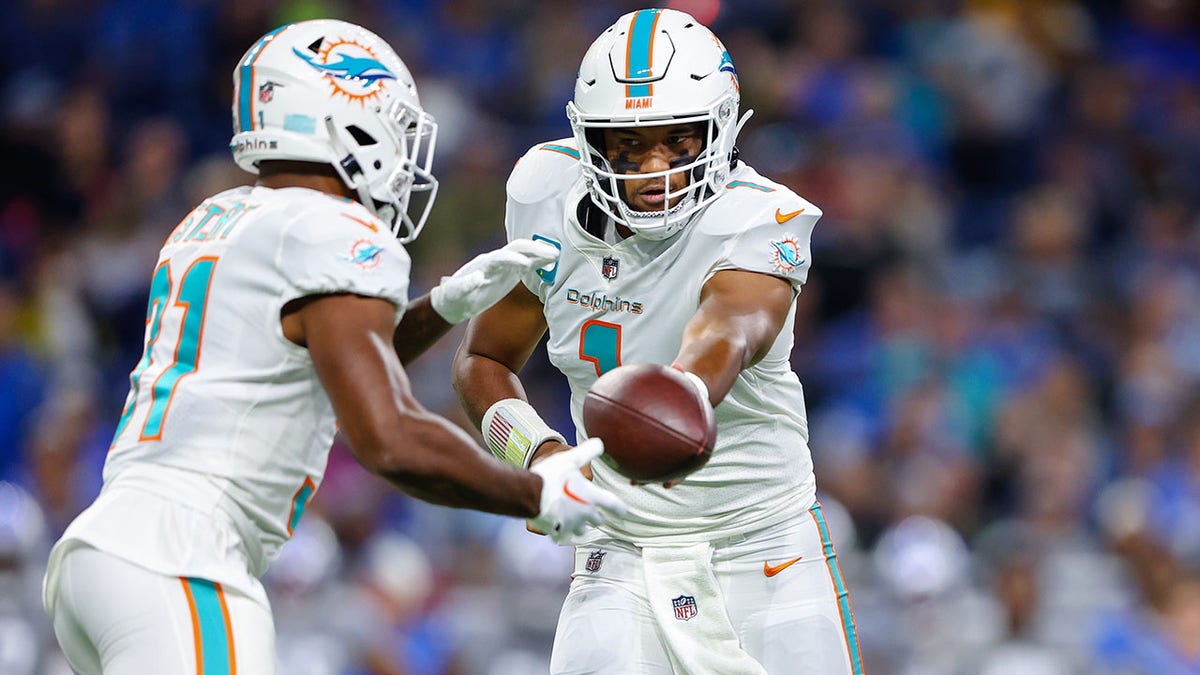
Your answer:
[1,0,1199,673]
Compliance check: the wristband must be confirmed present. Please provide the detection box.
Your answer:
[482,398,567,468]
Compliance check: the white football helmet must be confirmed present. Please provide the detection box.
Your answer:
[230,19,437,242]
[567,8,751,239]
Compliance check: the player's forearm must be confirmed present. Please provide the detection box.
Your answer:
[352,409,542,517]
[391,294,454,365]
[673,329,745,406]
[676,336,739,403]
[677,273,791,405]
[451,350,531,427]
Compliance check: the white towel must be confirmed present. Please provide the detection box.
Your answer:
[642,543,768,675]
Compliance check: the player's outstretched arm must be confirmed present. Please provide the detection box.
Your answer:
[288,292,543,514]
[672,270,795,405]
[392,239,558,364]
[285,291,622,539]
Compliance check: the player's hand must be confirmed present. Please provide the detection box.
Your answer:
[531,439,593,481]
[529,438,626,543]
[430,239,559,324]
[526,440,592,535]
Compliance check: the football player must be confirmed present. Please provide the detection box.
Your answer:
[42,19,623,675]
[453,8,863,674]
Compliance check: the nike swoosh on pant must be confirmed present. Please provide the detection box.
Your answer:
[763,556,803,577]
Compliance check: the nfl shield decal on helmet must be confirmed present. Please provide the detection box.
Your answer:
[602,256,619,280]
[258,81,276,103]
[672,595,698,621]
[585,550,606,573]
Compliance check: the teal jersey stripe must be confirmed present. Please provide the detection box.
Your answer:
[185,579,233,674]
[238,25,287,132]
[812,503,864,674]
[532,234,561,284]
[625,9,661,98]
[288,479,315,535]
[540,144,580,159]
[726,180,775,192]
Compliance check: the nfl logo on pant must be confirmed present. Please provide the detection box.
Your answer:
[585,550,605,573]
[672,595,698,621]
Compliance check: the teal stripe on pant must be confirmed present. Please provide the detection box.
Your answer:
[184,578,233,674]
[812,503,864,674]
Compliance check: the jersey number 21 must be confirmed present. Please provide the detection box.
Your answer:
[111,257,217,446]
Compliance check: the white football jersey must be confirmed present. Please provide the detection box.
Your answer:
[54,185,410,587]
[506,140,820,543]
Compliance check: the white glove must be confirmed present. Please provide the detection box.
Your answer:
[529,439,626,543]
[430,239,559,324]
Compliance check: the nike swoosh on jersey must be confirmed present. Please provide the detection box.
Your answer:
[775,208,805,224]
[763,556,803,577]
[341,212,379,232]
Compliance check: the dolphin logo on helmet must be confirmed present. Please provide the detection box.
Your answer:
[292,48,397,86]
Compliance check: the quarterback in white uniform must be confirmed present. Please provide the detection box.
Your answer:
[42,20,622,675]
[454,9,862,674]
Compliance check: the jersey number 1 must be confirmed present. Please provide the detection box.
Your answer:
[579,320,622,375]
[111,257,218,446]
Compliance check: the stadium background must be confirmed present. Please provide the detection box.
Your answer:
[2,0,1199,672]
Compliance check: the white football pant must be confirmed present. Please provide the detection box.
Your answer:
[46,544,276,675]
[551,503,863,674]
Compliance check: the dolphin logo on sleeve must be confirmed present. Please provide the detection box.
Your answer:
[343,239,384,269]
[769,236,805,272]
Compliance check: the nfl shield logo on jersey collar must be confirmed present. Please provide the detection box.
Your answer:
[601,256,619,280]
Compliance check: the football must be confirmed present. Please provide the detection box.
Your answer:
[582,363,717,483]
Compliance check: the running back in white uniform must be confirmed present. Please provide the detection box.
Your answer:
[43,185,410,674]
[507,140,819,544]
[53,184,408,585]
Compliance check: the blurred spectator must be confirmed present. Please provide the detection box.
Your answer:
[0,481,57,674]
[971,520,1080,675]
[0,282,45,485]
